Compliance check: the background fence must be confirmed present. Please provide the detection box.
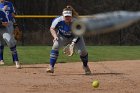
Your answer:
[11,0,140,45]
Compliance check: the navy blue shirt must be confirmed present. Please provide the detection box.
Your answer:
[0,1,15,21]
[0,9,8,28]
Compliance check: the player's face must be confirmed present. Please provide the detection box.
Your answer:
[64,16,72,23]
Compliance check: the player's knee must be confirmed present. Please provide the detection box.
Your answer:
[52,41,59,49]
[3,33,11,42]
[80,52,88,64]
[78,50,88,57]
[3,33,16,47]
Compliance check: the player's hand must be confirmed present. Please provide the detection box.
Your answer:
[2,22,8,27]
[53,37,58,42]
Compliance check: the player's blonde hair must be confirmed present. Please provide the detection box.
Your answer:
[63,5,79,18]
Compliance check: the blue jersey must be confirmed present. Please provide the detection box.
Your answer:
[0,9,8,22]
[0,1,15,21]
[51,16,76,38]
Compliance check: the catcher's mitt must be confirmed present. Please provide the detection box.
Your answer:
[63,42,75,56]
[13,23,22,41]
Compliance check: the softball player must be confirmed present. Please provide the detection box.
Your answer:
[46,6,91,75]
[0,9,21,69]
[0,0,16,34]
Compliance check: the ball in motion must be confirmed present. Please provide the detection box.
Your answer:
[92,80,99,88]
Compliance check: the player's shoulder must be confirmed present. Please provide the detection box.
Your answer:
[52,16,64,23]
[54,16,64,21]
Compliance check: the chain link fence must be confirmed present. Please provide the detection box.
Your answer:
[11,0,140,45]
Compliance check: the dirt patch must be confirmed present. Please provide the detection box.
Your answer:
[0,60,140,93]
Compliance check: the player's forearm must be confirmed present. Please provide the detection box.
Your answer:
[2,22,8,27]
[72,36,79,43]
[0,22,8,28]
[50,28,58,38]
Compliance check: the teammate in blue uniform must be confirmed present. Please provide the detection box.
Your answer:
[0,0,16,34]
[46,6,91,75]
[0,8,20,69]
[0,9,8,27]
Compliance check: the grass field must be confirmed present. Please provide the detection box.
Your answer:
[2,46,140,65]
[0,46,140,93]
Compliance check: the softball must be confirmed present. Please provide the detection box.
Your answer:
[92,80,99,88]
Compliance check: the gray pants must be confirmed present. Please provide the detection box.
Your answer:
[52,34,87,56]
[0,27,16,47]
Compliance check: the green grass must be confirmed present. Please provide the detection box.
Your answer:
[2,46,140,66]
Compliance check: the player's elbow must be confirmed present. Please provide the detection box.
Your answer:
[50,27,55,32]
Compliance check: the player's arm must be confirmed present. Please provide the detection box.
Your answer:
[0,21,8,27]
[2,22,8,27]
[50,27,58,40]
[0,20,8,27]
[71,36,79,50]
[0,11,8,27]
[72,36,79,44]
[50,17,61,41]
